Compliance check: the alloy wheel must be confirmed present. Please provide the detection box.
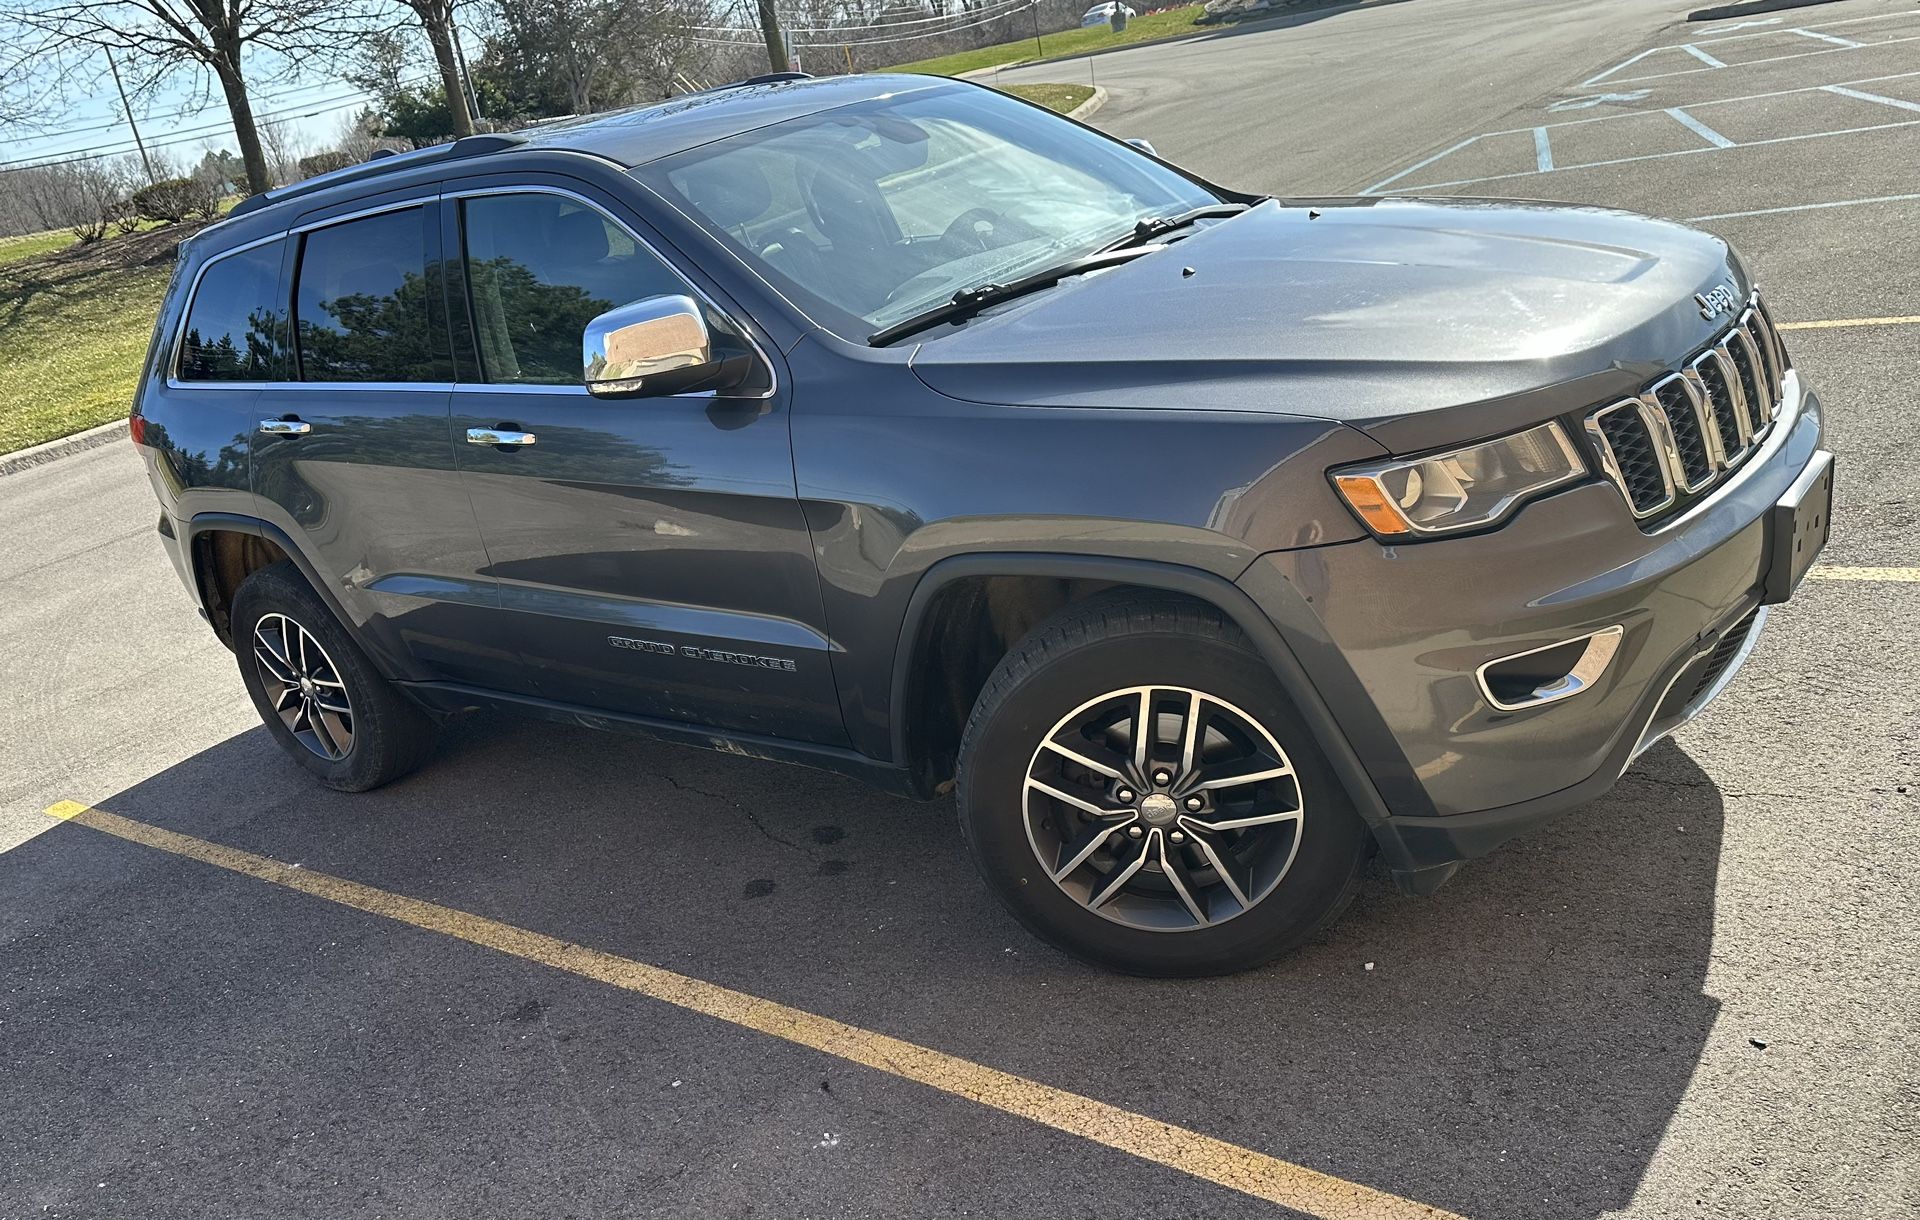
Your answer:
[252,612,355,761]
[1023,685,1304,932]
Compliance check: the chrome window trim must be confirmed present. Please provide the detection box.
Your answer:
[288,194,440,235]
[1585,397,1676,519]
[1475,623,1625,713]
[442,183,778,401]
[1640,372,1717,492]
[166,231,291,388]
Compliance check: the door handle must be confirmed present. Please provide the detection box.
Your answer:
[467,426,537,447]
[258,418,311,436]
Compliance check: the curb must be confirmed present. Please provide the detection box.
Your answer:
[1067,85,1109,122]
[0,418,127,477]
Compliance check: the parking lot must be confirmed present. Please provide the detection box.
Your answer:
[5,0,1917,1217]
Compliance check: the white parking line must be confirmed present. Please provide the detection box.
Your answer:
[1534,127,1554,172]
[1363,68,1920,194]
[1666,107,1735,149]
[1823,84,1920,114]
[1791,28,1865,49]
[1581,10,1920,86]
[1685,191,1920,221]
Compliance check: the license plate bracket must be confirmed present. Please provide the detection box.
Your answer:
[1763,450,1833,604]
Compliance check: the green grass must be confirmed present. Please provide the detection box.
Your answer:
[0,248,172,453]
[0,229,78,267]
[1001,83,1097,113]
[887,5,1206,76]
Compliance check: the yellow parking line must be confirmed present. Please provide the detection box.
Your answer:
[1777,315,1920,330]
[1806,566,1920,582]
[40,800,1463,1220]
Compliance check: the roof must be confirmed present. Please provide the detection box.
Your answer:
[226,73,957,222]
[515,73,955,166]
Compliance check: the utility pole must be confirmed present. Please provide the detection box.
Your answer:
[1030,1,1044,60]
[104,49,157,185]
[449,16,484,125]
[755,0,790,73]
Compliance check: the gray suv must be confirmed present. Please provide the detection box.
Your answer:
[131,74,1833,975]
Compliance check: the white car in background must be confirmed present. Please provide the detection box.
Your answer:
[1081,2,1137,25]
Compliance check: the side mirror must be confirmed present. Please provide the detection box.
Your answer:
[584,294,717,398]
[1124,137,1157,157]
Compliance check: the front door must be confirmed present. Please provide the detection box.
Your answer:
[443,184,845,746]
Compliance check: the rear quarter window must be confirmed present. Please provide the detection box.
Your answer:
[176,239,286,381]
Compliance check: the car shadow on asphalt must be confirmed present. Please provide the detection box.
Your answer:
[30,715,1728,1220]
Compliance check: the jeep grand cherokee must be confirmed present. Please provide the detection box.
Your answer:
[131,73,1832,975]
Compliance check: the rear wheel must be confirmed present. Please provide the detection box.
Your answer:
[231,562,436,791]
[956,594,1370,976]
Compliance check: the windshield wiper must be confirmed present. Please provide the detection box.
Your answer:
[868,245,1162,346]
[1100,202,1251,253]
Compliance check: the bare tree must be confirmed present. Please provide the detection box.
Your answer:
[394,0,474,138]
[258,117,309,186]
[11,156,132,241]
[0,0,376,196]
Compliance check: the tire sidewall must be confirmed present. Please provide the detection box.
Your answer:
[959,626,1368,976]
[230,563,409,791]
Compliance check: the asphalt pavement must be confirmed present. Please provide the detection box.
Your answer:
[5,1,1917,1217]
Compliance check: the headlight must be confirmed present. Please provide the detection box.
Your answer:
[1331,420,1585,538]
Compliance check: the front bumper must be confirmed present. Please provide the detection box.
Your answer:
[1238,371,1827,883]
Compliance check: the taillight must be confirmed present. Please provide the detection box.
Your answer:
[129,413,147,446]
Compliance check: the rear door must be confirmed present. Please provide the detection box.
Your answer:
[251,191,507,686]
[442,180,844,746]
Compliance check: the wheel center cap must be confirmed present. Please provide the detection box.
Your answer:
[299,676,315,696]
[1139,793,1178,826]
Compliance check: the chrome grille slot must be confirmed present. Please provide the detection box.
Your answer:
[1586,400,1674,517]
[1645,374,1714,491]
[1724,326,1767,432]
[1584,291,1791,529]
[1688,352,1746,456]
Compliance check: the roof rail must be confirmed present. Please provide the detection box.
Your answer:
[228,131,531,219]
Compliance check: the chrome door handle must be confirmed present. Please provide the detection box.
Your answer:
[258,418,311,436]
[467,427,537,447]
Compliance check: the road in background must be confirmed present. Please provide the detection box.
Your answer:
[6,2,1917,1218]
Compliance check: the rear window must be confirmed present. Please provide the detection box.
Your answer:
[293,207,449,383]
[177,240,285,381]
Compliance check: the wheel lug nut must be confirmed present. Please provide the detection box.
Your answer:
[1115,788,1135,803]
[1153,769,1171,785]
[1170,830,1186,844]
[1185,796,1204,811]
[1126,825,1143,839]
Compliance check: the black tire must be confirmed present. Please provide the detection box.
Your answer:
[230,561,437,792]
[956,593,1370,976]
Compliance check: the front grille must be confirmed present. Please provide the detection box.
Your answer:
[1584,291,1791,528]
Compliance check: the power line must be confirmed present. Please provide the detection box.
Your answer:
[697,0,1039,47]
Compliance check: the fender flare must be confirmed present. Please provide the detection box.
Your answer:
[887,553,1421,871]
[182,512,430,682]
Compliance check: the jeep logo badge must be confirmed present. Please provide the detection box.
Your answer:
[1695,285,1738,319]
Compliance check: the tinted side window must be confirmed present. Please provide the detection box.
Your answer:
[294,207,448,382]
[459,194,689,384]
[177,240,284,381]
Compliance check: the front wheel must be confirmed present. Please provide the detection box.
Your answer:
[956,595,1370,976]
[231,561,437,792]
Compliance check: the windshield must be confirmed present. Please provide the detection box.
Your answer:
[635,84,1221,341]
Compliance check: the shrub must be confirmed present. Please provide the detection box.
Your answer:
[297,150,356,179]
[131,177,198,224]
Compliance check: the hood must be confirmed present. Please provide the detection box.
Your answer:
[908,197,1748,449]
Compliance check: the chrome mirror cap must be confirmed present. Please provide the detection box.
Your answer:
[583,294,714,397]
